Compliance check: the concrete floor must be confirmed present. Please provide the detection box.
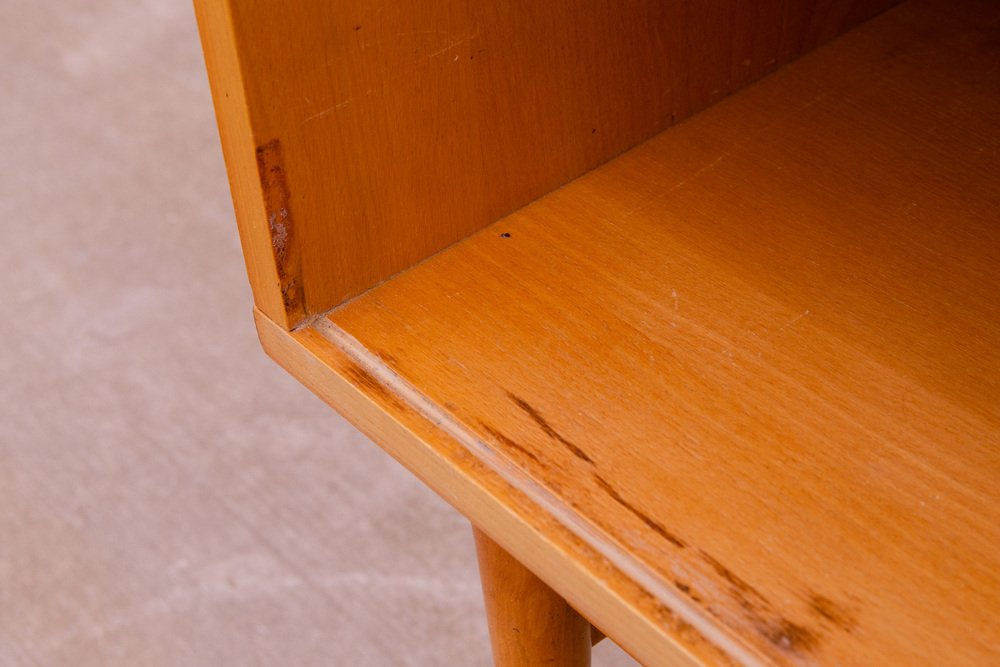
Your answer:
[0,1,636,664]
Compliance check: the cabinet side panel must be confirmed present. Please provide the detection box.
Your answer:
[204,0,898,326]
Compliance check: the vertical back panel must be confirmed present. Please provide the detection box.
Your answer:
[197,0,897,327]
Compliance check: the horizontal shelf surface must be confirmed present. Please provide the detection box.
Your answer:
[285,1,1000,664]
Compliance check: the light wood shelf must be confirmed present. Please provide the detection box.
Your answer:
[253,0,999,664]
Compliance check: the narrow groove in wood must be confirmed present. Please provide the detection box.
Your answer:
[311,316,767,667]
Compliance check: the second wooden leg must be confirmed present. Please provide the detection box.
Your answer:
[473,526,592,666]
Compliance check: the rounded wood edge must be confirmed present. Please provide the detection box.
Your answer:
[253,308,740,667]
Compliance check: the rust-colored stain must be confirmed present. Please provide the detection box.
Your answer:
[256,139,305,321]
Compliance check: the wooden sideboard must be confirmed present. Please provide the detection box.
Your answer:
[196,0,1000,664]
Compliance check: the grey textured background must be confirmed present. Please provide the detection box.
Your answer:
[0,1,635,664]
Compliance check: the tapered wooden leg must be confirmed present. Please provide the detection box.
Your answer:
[473,527,591,666]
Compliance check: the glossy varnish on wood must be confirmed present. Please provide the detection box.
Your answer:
[195,0,896,327]
[474,528,593,666]
[256,0,1000,664]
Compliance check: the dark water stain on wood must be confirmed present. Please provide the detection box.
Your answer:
[807,593,857,632]
[372,348,401,368]
[699,551,821,655]
[256,139,305,321]
[342,362,404,412]
[674,580,703,603]
[505,391,594,463]
[592,474,686,549]
[477,421,542,463]
[701,552,764,600]
[758,618,819,654]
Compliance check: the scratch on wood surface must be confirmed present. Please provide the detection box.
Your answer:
[620,89,838,223]
[300,99,355,126]
[357,30,479,60]
[302,29,477,128]
[427,33,479,59]
[776,309,810,334]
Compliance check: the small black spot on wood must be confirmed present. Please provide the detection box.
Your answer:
[500,232,511,238]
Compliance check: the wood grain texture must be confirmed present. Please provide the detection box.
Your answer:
[196,0,896,326]
[193,0,292,326]
[474,527,592,666]
[299,0,996,664]
[254,310,719,667]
